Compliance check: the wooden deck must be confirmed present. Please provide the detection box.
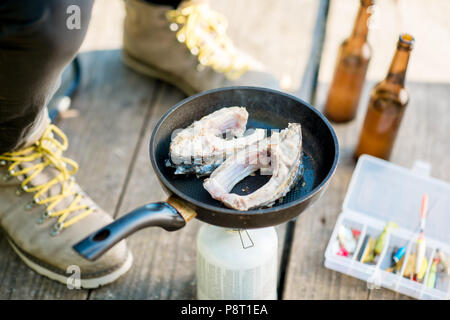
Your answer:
[0,0,449,300]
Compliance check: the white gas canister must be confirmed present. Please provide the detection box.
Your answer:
[196,224,278,300]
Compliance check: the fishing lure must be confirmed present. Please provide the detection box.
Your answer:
[415,194,428,280]
[426,257,439,288]
[393,246,406,264]
[374,221,398,256]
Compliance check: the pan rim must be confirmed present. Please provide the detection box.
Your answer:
[150,86,339,215]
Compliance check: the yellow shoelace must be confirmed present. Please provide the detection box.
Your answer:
[166,1,251,80]
[0,124,94,235]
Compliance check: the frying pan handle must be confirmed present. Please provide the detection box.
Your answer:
[73,201,187,261]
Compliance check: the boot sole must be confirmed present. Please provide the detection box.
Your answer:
[5,235,133,289]
[122,50,198,96]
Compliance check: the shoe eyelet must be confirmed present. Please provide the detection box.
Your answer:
[196,64,205,72]
[15,187,23,196]
[190,47,199,56]
[0,160,6,166]
[25,198,39,210]
[169,22,179,32]
[37,210,51,224]
[50,222,63,236]
[177,33,186,43]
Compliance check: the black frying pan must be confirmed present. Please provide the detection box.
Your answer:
[74,87,339,260]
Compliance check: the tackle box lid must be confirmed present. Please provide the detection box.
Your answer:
[341,155,450,244]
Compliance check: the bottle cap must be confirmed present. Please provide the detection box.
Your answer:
[398,33,415,50]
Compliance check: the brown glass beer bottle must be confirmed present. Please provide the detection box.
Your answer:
[354,34,415,160]
[324,0,374,123]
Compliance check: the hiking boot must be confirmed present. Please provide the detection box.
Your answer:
[0,118,132,288]
[123,0,280,95]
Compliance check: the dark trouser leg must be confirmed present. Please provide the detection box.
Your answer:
[0,0,94,153]
[142,0,183,8]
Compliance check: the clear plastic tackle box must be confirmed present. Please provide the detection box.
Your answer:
[324,155,450,300]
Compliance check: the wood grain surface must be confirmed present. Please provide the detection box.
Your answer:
[1,0,447,300]
[283,0,450,298]
[0,0,319,299]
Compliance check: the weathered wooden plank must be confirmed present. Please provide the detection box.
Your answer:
[88,83,290,299]
[282,90,373,299]
[212,0,322,299]
[284,81,450,299]
[0,50,157,299]
[284,0,450,300]
[86,0,320,299]
[0,0,322,299]
[284,82,450,300]
[276,0,330,299]
[296,0,330,101]
[62,51,158,214]
[366,82,450,300]
[210,0,318,91]
[88,84,190,299]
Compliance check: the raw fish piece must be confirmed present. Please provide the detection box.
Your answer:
[203,135,276,199]
[168,107,266,176]
[204,123,302,211]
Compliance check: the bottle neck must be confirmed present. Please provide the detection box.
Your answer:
[350,3,371,41]
[385,45,412,86]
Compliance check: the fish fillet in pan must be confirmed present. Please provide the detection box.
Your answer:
[167,107,266,176]
[203,123,303,211]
